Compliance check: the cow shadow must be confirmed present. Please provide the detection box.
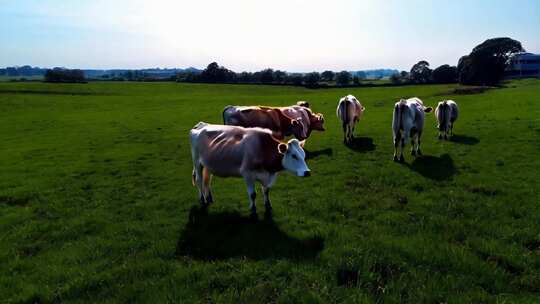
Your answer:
[175,207,324,260]
[345,137,376,152]
[449,134,480,145]
[305,148,333,160]
[404,154,456,181]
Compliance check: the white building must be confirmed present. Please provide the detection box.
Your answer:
[505,53,540,78]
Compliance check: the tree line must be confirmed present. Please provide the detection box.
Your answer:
[175,62,361,87]
[177,37,524,87]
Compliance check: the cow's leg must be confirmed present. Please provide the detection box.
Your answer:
[194,164,205,206]
[261,174,277,212]
[410,130,417,156]
[450,123,454,136]
[400,128,409,162]
[244,178,257,216]
[416,131,423,156]
[393,132,401,162]
[342,122,348,143]
[202,167,213,204]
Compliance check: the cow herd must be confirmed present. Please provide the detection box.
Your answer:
[190,95,459,216]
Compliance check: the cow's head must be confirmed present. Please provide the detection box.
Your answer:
[278,139,310,177]
[291,118,308,140]
[310,113,325,131]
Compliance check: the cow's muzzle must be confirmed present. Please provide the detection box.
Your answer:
[303,170,311,177]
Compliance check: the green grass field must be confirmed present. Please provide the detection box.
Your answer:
[1,80,539,303]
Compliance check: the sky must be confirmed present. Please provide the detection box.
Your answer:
[1,0,539,72]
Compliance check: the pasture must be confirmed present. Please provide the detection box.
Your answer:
[1,80,539,303]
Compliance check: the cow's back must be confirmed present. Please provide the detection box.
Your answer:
[191,124,274,177]
[223,106,281,131]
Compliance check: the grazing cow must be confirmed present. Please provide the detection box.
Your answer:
[222,105,325,140]
[392,97,433,162]
[336,95,365,143]
[435,100,459,140]
[190,122,311,215]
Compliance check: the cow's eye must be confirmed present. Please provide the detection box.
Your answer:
[292,154,298,160]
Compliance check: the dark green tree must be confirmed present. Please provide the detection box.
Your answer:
[410,60,432,83]
[458,37,524,85]
[432,64,458,83]
[335,71,352,86]
[303,72,320,87]
[321,70,335,82]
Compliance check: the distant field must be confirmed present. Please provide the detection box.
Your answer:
[1,80,539,303]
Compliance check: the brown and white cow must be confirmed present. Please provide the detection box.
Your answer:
[222,104,324,140]
[392,97,433,162]
[336,95,365,143]
[434,100,459,140]
[190,122,311,215]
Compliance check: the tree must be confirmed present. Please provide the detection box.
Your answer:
[303,72,320,87]
[273,70,286,83]
[410,60,432,83]
[432,64,458,83]
[259,69,274,83]
[390,73,401,84]
[44,68,85,83]
[200,62,235,82]
[335,71,352,86]
[458,37,524,85]
[352,76,360,85]
[287,73,304,86]
[321,70,335,82]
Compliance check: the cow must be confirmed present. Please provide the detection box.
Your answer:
[392,97,433,162]
[434,100,459,140]
[190,122,311,216]
[222,104,325,140]
[336,95,365,143]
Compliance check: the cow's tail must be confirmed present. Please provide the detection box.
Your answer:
[393,99,406,134]
[338,98,350,124]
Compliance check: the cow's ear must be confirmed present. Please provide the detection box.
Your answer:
[278,143,288,154]
[299,140,306,148]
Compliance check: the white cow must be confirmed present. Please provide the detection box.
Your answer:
[336,95,365,143]
[392,97,433,162]
[190,122,311,215]
[435,100,459,140]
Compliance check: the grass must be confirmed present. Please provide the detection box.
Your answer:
[1,79,539,303]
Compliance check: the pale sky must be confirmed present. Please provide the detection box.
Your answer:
[1,0,539,72]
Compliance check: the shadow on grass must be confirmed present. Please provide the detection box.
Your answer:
[345,137,376,152]
[405,154,456,181]
[305,148,333,160]
[449,134,480,145]
[176,207,324,260]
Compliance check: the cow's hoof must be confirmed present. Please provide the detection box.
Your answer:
[393,155,398,162]
[399,155,405,163]
[206,193,214,204]
[417,149,423,156]
[411,150,416,156]
[249,211,258,221]
[444,135,448,140]
[438,135,442,140]
[199,195,206,206]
